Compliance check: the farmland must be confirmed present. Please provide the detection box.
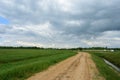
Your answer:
[0,49,77,80]
[0,49,120,80]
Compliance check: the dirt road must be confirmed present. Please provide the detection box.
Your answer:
[27,52,104,80]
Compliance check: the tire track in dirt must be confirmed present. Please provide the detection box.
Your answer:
[54,54,82,80]
[27,52,105,80]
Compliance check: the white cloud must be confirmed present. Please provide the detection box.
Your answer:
[25,22,54,37]
[56,0,73,12]
[82,40,110,47]
[65,20,84,26]
[16,41,43,47]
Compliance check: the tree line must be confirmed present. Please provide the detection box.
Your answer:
[0,46,119,50]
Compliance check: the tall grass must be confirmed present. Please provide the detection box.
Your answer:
[94,51,120,67]
[89,51,120,80]
[0,49,65,63]
[0,49,77,80]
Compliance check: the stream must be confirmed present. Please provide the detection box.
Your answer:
[103,59,120,72]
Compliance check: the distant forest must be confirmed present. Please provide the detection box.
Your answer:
[0,46,120,50]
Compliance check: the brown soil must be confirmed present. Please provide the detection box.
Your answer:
[27,52,105,80]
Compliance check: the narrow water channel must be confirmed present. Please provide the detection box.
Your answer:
[103,59,120,72]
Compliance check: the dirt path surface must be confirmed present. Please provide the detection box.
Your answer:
[27,52,104,80]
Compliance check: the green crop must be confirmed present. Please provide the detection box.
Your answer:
[0,49,77,80]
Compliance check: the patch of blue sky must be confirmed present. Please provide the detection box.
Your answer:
[0,16,10,24]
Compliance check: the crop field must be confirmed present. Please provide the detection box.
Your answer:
[0,49,77,80]
[0,49,120,80]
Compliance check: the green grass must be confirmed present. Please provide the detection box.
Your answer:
[89,51,120,80]
[0,49,77,80]
[0,49,64,63]
[92,51,120,67]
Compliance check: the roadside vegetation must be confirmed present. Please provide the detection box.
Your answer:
[89,51,120,80]
[0,49,77,80]
[92,51,120,67]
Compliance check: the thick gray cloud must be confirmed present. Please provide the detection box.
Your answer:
[0,0,120,48]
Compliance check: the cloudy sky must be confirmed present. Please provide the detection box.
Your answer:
[0,0,120,48]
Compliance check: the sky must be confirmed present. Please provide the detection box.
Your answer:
[0,16,9,24]
[0,0,120,48]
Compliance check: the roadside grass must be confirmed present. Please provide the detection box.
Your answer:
[0,49,77,80]
[92,51,120,67]
[89,51,120,80]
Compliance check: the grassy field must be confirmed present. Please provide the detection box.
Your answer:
[88,51,120,80]
[91,51,120,67]
[0,49,77,80]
